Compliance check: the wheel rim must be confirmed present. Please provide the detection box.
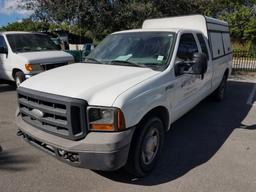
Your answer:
[141,126,160,165]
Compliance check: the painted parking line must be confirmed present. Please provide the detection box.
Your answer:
[247,84,256,105]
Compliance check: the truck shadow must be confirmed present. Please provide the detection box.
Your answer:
[0,81,16,93]
[0,148,37,172]
[96,80,255,185]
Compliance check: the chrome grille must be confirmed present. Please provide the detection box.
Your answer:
[17,88,87,140]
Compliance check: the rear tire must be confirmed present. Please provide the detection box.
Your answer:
[14,71,25,87]
[213,74,228,101]
[125,116,165,177]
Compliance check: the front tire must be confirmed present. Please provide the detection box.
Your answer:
[125,116,165,177]
[14,71,25,87]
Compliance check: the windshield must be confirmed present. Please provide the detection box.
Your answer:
[7,34,58,53]
[86,32,175,70]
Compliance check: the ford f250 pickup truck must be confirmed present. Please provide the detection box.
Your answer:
[16,15,232,177]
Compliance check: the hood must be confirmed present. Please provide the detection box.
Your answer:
[16,51,73,64]
[20,63,159,106]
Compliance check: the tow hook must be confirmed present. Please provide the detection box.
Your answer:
[17,129,23,136]
[17,129,27,138]
[57,149,79,163]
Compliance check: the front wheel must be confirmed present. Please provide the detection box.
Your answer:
[125,116,165,177]
[14,71,25,87]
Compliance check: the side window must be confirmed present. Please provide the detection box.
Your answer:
[176,33,198,61]
[0,36,7,48]
[175,33,198,76]
[197,33,209,60]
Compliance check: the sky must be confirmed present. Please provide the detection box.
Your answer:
[0,0,33,27]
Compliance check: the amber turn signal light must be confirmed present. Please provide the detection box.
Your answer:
[25,64,33,72]
[90,124,115,131]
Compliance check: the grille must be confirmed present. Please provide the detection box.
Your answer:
[41,62,68,71]
[17,87,87,141]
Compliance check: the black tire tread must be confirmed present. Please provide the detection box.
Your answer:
[213,74,228,102]
[125,116,165,177]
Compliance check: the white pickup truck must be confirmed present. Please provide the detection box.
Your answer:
[0,31,74,86]
[16,15,232,177]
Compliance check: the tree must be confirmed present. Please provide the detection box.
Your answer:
[0,19,49,32]
[9,0,256,45]
[20,0,207,39]
[220,5,256,42]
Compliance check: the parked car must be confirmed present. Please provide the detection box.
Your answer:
[16,15,232,177]
[0,31,74,87]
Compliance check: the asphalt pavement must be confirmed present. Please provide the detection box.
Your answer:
[0,79,256,192]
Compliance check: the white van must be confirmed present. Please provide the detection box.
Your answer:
[16,15,232,177]
[0,31,74,86]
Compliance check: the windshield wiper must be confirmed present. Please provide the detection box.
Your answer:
[110,60,144,68]
[85,57,102,64]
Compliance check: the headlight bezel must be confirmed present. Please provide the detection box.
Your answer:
[87,106,126,132]
[25,63,42,72]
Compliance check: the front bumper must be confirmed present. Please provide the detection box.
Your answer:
[16,115,135,171]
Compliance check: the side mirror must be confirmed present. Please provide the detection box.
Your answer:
[192,52,207,75]
[174,60,190,76]
[0,47,8,54]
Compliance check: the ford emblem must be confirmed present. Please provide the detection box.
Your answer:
[31,109,44,119]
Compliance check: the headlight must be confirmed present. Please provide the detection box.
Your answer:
[25,64,42,72]
[87,106,126,131]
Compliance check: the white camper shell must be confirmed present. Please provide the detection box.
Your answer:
[143,15,232,61]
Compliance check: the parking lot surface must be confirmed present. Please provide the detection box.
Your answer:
[0,79,256,192]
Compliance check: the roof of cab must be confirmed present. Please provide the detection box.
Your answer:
[112,28,202,35]
[113,28,179,34]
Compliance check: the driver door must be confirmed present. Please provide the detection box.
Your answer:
[172,33,203,121]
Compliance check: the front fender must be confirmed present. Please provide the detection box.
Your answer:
[119,87,171,129]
